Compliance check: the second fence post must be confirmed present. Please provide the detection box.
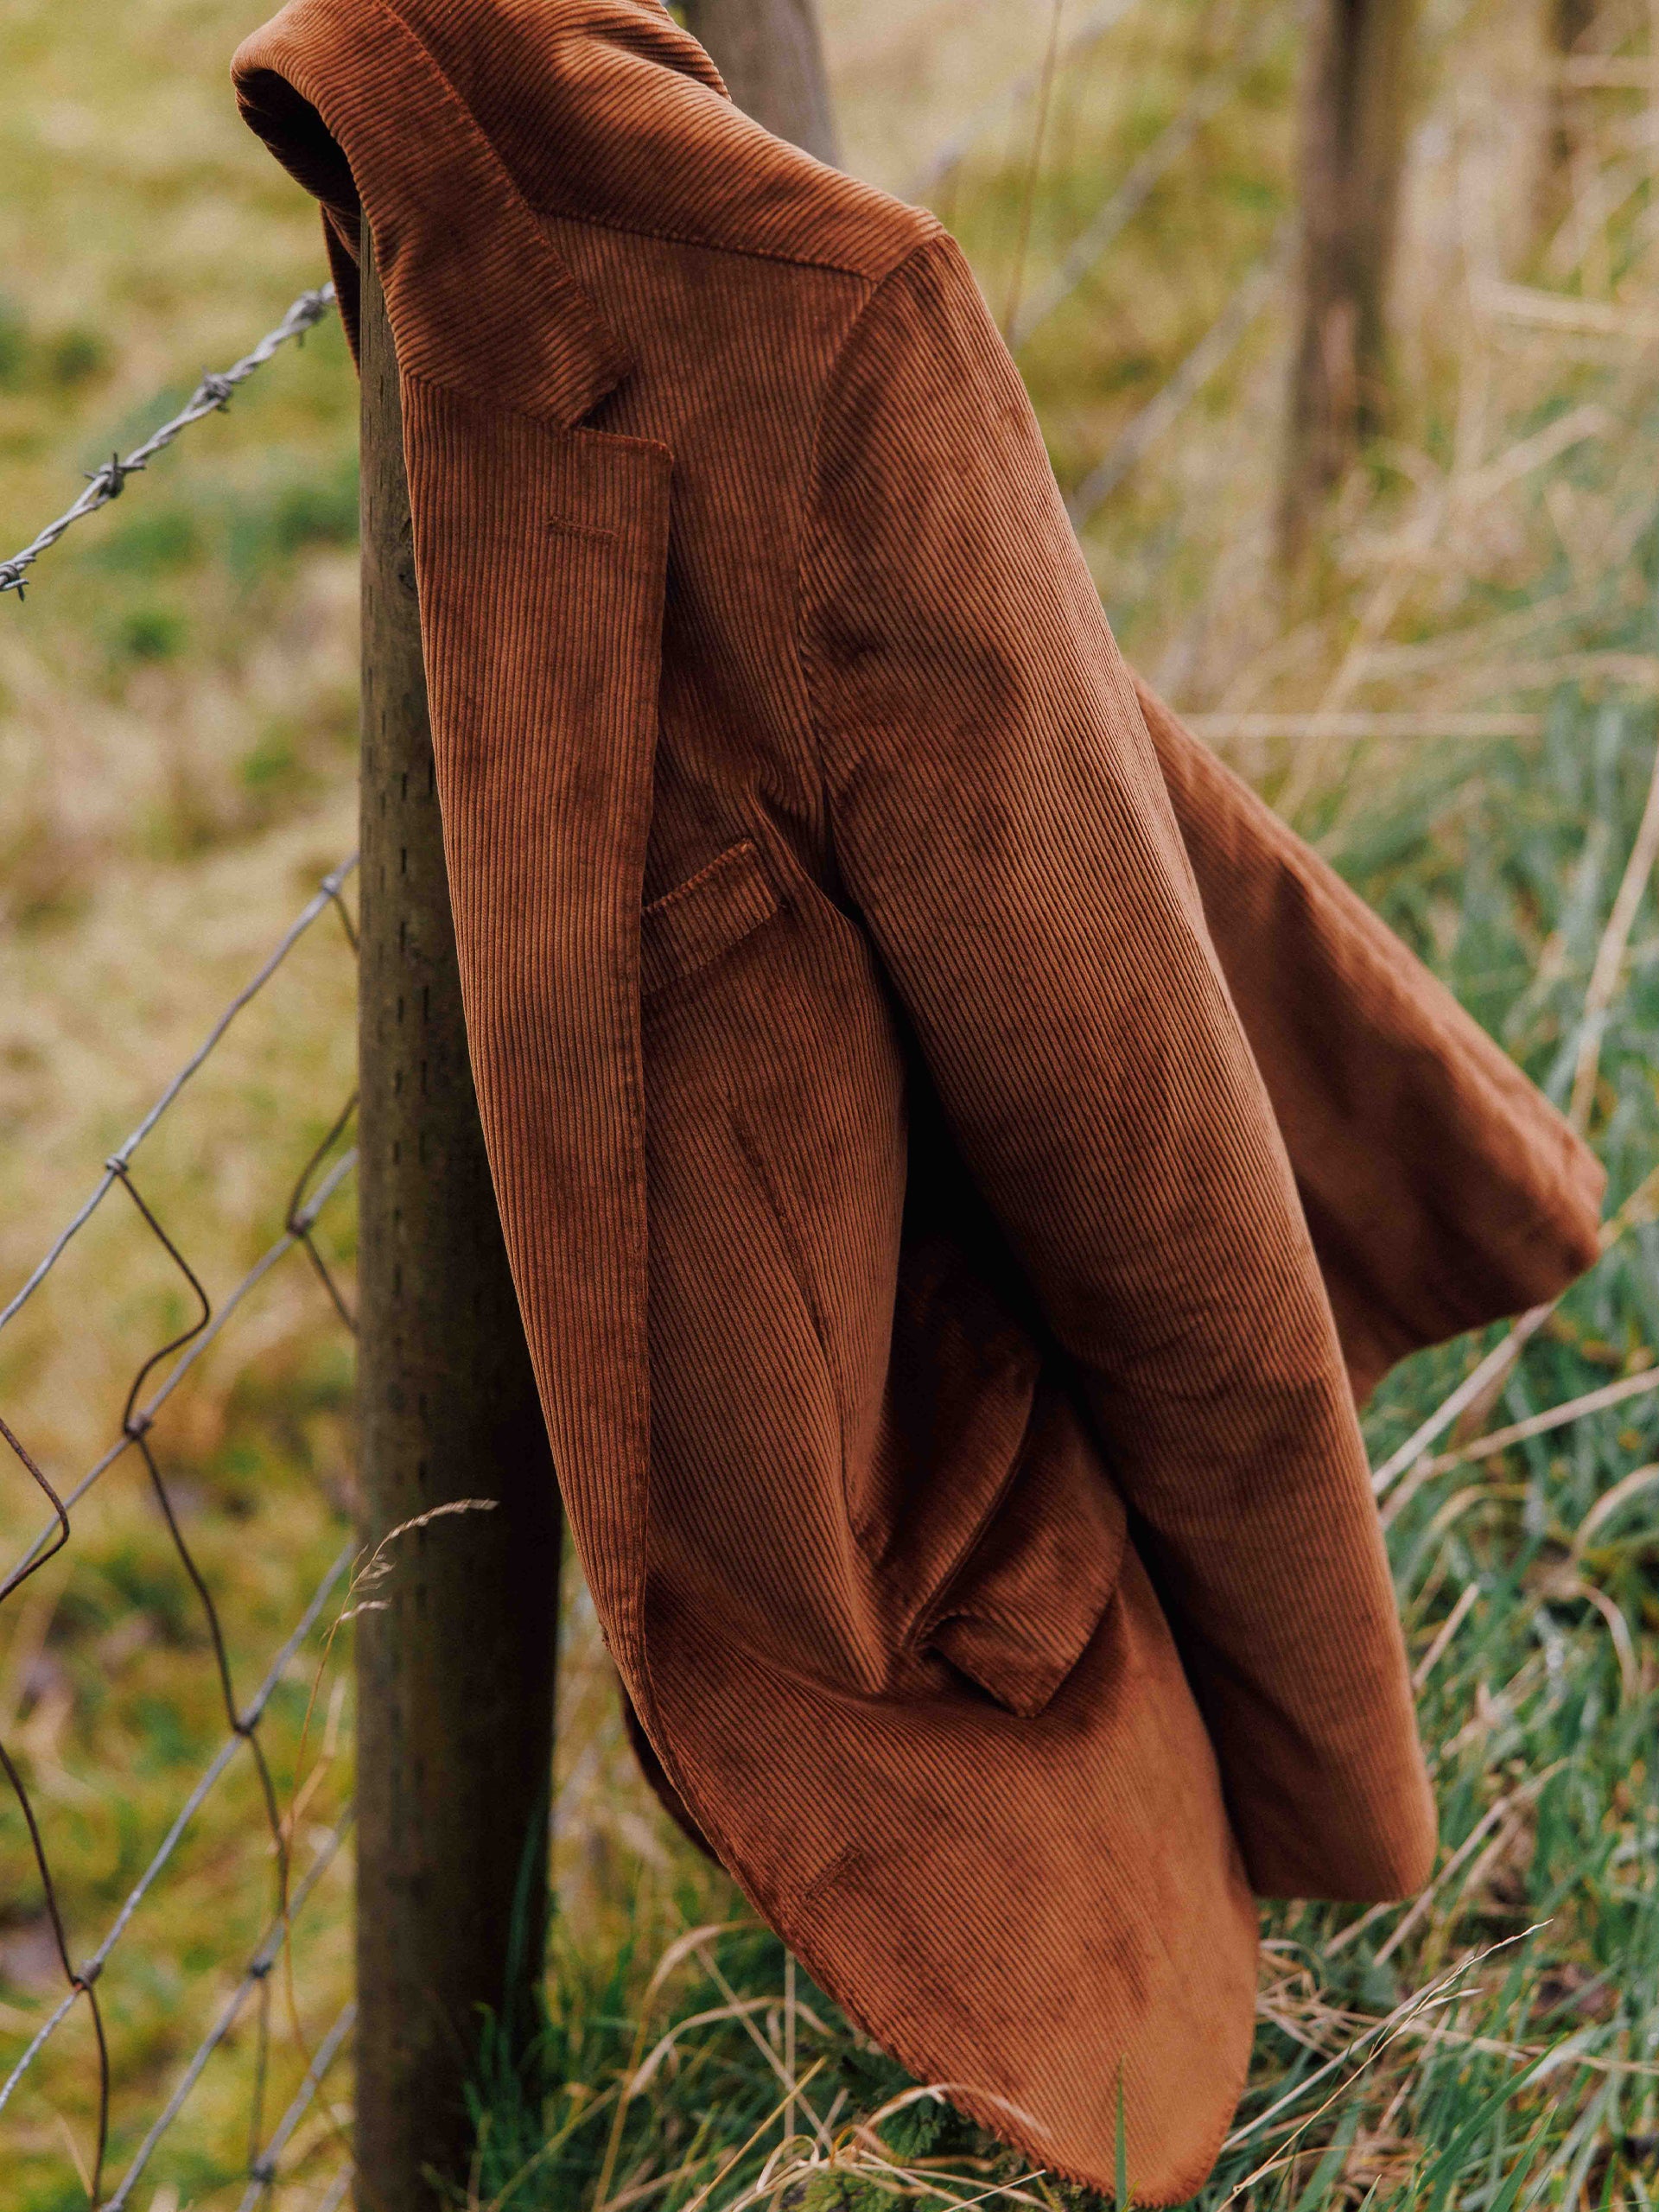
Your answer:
[1280,0,1418,569]
[356,223,563,2210]
[683,0,841,162]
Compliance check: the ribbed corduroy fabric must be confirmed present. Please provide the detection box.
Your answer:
[234,3,1605,2195]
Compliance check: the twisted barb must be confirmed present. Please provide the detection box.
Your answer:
[0,283,336,603]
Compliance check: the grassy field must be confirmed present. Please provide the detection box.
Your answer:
[6,0,1659,2203]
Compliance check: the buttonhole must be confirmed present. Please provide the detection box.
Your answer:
[545,513,621,543]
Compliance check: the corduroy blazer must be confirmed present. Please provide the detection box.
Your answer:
[235,2,1605,2195]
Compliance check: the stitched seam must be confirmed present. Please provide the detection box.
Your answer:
[729,1115,859,1594]
[790,1840,861,1917]
[643,838,764,920]
[730,1120,842,1408]
[373,0,940,284]
[535,199,941,284]
[546,514,621,543]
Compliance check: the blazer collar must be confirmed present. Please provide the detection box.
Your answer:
[235,0,663,425]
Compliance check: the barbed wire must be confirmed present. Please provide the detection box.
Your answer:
[0,852,361,2203]
[0,283,338,603]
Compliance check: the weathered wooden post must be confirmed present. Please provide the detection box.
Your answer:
[1280,0,1419,569]
[356,224,562,2210]
[1538,0,1596,243]
[683,0,841,162]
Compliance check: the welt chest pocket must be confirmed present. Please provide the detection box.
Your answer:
[641,839,780,1001]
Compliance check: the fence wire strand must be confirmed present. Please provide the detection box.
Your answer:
[1,1143,357,1605]
[1065,220,1297,529]
[0,855,358,1345]
[238,1997,356,2212]
[1007,2,1295,353]
[0,1528,354,2184]
[102,1808,356,2211]
[905,0,1139,200]
[0,284,337,603]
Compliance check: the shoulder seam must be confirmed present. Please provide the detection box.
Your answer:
[535,196,942,283]
[380,0,942,284]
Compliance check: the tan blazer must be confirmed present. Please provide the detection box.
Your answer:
[235,3,1603,2195]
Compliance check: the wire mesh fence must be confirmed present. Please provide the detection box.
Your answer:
[0,276,363,2205]
[0,842,360,2204]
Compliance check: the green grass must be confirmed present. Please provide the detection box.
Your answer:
[442,698,1659,2212]
[454,3,1659,2208]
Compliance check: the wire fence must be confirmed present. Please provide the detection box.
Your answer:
[0,840,361,2203]
[1065,220,1296,528]
[0,278,362,2206]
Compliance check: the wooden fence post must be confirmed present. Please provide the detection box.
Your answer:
[683,0,841,162]
[1538,0,1597,244]
[355,222,562,2210]
[1280,0,1419,569]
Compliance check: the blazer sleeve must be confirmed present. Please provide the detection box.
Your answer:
[798,228,1435,1902]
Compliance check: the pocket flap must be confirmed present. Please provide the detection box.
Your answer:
[642,840,779,999]
[923,1386,1126,1719]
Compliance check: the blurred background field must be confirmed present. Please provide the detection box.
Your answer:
[9,0,1659,2204]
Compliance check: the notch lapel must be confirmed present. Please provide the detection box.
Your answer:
[236,0,671,1690]
[235,0,632,423]
[404,388,671,1687]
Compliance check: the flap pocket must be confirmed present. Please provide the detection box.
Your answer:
[642,840,779,1000]
[919,1383,1126,1719]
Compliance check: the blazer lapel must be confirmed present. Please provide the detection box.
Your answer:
[404,388,671,1686]
[235,0,631,422]
[237,0,671,1691]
